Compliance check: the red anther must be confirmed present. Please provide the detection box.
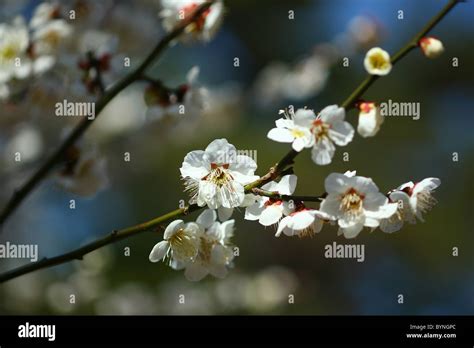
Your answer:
[99,53,112,71]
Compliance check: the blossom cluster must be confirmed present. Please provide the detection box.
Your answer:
[150,209,235,281]
[0,2,72,100]
[150,138,440,281]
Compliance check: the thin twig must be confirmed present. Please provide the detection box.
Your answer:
[0,205,201,283]
[251,188,326,202]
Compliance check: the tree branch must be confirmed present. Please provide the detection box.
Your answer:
[251,188,326,202]
[0,0,459,283]
[0,1,214,228]
[0,205,202,283]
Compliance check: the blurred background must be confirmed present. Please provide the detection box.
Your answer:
[0,0,473,315]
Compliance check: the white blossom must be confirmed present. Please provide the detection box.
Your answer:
[183,209,235,281]
[149,219,200,264]
[380,178,440,233]
[276,207,333,238]
[320,172,398,238]
[244,175,297,226]
[31,19,72,56]
[149,209,236,282]
[310,105,354,165]
[267,105,353,165]
[180,138,259,209]
[0,17,31,84]
[267,108,314,152]
[30,2,60,29]
[364,47,392,76]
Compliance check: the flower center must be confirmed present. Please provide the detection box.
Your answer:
[204,163,233,187]
[43,30,62,47]
[291,127,306,138]
[369,53,389,70]
[0,44,18,62]
[416,190,437,214]
[311,119,330,141]
[297,226,316,239]
[197,236,215,263]
[340,188,364,216]
[168,228,197,261]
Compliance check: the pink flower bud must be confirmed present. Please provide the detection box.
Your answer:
[419,37,444,59]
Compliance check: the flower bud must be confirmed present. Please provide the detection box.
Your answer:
[357,102,383,138]
[419,37,444,59]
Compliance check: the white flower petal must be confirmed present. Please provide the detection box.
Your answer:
[184,263,209,282]
[412,177,441,195]
[204,138,236,164]
[351,176,379,195]
[324,173,351,195]
[319,194,342,218]
[320,105,345,124]
[267,127,295,143]
[163,220,184,240]
[245,201,266,221]
[196,209,217,228]
[311,137,335,165]
[275,118,295,129]
[287,211,315,230]
[217,207,233,222]
[380,218,404,233]
[329,121,354,146]
[364,217,380,228]
[259,205,283,226]
[341,221,364,239]
[276,216,291,237]
[229,155,257,176]
[366,202,398,220]
[293,108,315,127]
[180,150,208,179]
[149,241,169,262]
[275,174,297,195]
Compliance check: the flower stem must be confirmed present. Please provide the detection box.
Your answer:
[0,1,214,229]
[0,0,459,283]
